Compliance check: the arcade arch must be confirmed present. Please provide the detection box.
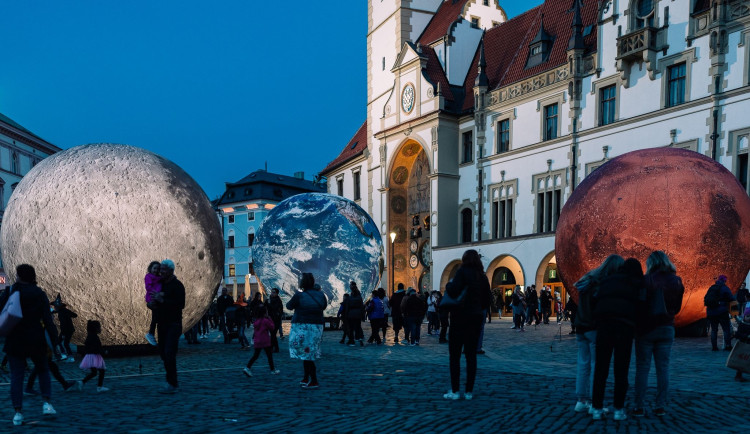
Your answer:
[439,260,462,292]
[485,255,524,317]
[536,252,565,314]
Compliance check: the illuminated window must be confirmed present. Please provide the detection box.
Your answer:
[229,264,235,277]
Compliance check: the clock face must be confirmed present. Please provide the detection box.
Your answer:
[420,242,431,268]
[410,240,418,253]
[409,254,419,269]
[401,84,415,114]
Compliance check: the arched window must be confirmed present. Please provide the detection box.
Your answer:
[461,208,473,243]
[11,152,18,174]
[248,227,255,246]
[633,0,654,29]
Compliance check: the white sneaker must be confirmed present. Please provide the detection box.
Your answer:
[270,369,280,375]
[42,402,56,416]
[243,367,252,377]
[145,333,158,346]
[464,392,473,400]
[613,408,627,421]
[574,401,592,412]
[443,391,460,400]
[12,412,23,426]
[96,386,109,393]
[591,408,604,420]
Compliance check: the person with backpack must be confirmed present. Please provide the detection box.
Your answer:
[632,251,684,417]
[705,275,734,351]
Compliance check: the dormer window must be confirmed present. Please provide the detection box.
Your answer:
[531,45,542,56]
[525,17,553,69]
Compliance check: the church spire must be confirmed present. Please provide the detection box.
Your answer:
[568,0,585,51]
[475,33,488,87]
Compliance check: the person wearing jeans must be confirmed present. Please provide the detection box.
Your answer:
[633,251,684,416]
[706,275,734,351]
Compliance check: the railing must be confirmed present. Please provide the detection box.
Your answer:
[616,27,659,60]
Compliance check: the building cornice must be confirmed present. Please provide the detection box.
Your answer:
[433,231,555,252]
[0,124,60,155]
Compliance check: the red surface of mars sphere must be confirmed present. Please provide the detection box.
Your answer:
[555,148,750,327]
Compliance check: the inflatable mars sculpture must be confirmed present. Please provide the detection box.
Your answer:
[556,148,750,327]
[0,144,224,345]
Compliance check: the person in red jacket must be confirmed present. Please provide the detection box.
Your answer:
[243,306,279,376]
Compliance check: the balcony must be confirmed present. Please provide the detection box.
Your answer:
[615,27,667,87]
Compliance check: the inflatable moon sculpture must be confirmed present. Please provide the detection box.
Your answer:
[555,148,750,327]
[0,144,224,345]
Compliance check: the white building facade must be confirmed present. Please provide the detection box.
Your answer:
[322,0,750,315]
[0,112,60,282]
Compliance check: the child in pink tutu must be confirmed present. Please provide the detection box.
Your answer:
[76,320,108,392]
[144,261,162,346]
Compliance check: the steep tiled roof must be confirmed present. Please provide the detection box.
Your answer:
[418,0,471,45]
[421,45,455,102]
[462,0,598,111]
[320,121,368,175]
[217,169,325,206]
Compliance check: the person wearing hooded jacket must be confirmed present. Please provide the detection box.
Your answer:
[390,284,406,344]
[705,274,734,351]
[343,282,365,346]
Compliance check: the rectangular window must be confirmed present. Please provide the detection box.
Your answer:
[600,85,616,126]
[544,104,558,140]
[536,188,562,233]
[228,264,235,277]
[227,235,235,248]
[738,153,749,192]
[248,233,255,246]
[228,215,235,224]
[247,212,255,221]
[471,17,479,29]
[483,0,488,5]
[667,63,686,107]
[497,119,510,153]
[461,131,473,164]
[492,198,513,238]
[382,57,385,71]
[353,172,361,201]
[337,178,344,196]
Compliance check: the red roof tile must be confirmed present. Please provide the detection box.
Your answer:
[320,121,368,175]
[418,0,471,45]
[462,0,598,111]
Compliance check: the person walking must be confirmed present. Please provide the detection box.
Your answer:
[572,254,624,414]
[337,293,350,344]
[366,292,384,345]
[268,288,284,351]
[390,284,406,344]
[75,320,108,392]
[591,257,643,421]
[286,273,327,389]
[51,296,77,362]
[443,249,491,400]
[705,275,734,351]
[0,264,58,425]
[633,251,685,418]
[154,259,185,394]
[378,288,390,342]
[344,282,365,347]
[243,306,280,376]
[511,286,525,331]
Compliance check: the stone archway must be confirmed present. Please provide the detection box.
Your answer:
[388,140,431,294]
[535,252,565,315]
[485,255,524,317]
[439,260,462,292]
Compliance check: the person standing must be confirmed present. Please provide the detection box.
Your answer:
[443,249,491,400]
[217,288,233,335]
[511,286,525,331]
[235,294,250,349]
[427,291,439,335]
[705,274,734,351]
[525,287,538,326]
[633,251,684,418]
[154,259,185,394]
[591,258,643,421]
[337,293,350,344]
[1,264,58,426]
[737,282,749,320]
[286,273,327,389]
[572,254,624,414]
[403,288,426,346]
[378,288,390,342]
[438,292,450,344]
[344,282,365,346]
[51,296,77,362]
[390,284,406,344]
[268,288,284,352]
[540,287,552,324]
[366,292,384,345]
[243,306,279,376]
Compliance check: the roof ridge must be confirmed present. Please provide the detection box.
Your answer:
[494,7,542,89]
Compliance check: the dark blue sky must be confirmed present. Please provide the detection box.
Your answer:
[0,1,542,199]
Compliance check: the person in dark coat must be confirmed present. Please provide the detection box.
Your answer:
[525,286,539,326]
[390,284,406,344]
[344,282,365,346]
[632,251,684,417]
[268,288,284,351]
[590,257,643,421]
[0,264,58,425]
[51,296,77,361]
[217,288,234,334]
[403,288,426,346]
[539,287,552,324]
[443,249,491,400]
[705,275,734,351]
[153,259,185,394]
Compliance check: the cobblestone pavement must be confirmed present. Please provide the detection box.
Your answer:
[0,318,745,433]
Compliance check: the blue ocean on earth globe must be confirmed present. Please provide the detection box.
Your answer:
[254,193,384,316]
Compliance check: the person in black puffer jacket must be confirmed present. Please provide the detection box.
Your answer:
[343,282,365,346]
[590,257,644,421]
[443,249,491,400]
[632,251,684,417]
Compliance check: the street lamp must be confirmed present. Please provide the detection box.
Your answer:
[389,231,397,297]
